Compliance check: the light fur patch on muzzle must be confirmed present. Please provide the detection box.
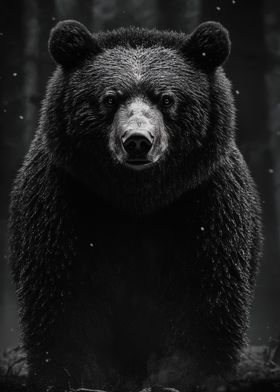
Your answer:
[109,97,168,170]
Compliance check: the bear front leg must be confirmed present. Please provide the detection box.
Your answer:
[148,297,247,391]
[22,296,114,391]
[19,263,121,392]
[148,249,253,391]
[9,164,113,390]
[20,286,87,390]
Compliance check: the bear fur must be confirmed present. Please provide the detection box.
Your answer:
[9,20,263,392]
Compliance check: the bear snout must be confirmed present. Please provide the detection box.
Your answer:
[109,99,168,170]
[122,132,153,158]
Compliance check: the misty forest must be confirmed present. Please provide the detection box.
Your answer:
[0,0,280,391]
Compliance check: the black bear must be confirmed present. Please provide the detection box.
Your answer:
[9,20,263,392]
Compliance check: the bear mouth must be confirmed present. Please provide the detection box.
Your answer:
[124,159,153,170]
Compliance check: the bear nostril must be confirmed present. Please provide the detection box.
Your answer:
[123,135,152,157]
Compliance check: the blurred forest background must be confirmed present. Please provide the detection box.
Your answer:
[0,0,280,353]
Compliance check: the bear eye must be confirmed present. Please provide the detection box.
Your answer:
[104,93,118,107]
[160,94,174,108]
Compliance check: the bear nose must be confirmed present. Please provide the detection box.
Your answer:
[123,134,152,157]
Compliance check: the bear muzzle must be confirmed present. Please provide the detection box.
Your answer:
[122,130,154,168]
[110,97,168,170]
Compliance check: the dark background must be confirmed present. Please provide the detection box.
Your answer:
[0,0,279,351]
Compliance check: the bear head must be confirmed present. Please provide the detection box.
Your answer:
[42,20,235,213]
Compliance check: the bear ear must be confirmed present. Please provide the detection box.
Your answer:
[48,20,102,68]
[182,21,231,71]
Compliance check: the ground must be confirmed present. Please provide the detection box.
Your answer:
[1,340,280,392]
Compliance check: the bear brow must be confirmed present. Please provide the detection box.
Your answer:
[115,46,179,84]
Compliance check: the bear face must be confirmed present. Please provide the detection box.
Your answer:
[44,20,234,213]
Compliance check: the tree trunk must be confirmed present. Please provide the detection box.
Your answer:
[92,0,157,32]
[157,0,200,33]
[264,0,280,338]
[23,0,56,145]
[0,0,25,351]
[23,0,40,145]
